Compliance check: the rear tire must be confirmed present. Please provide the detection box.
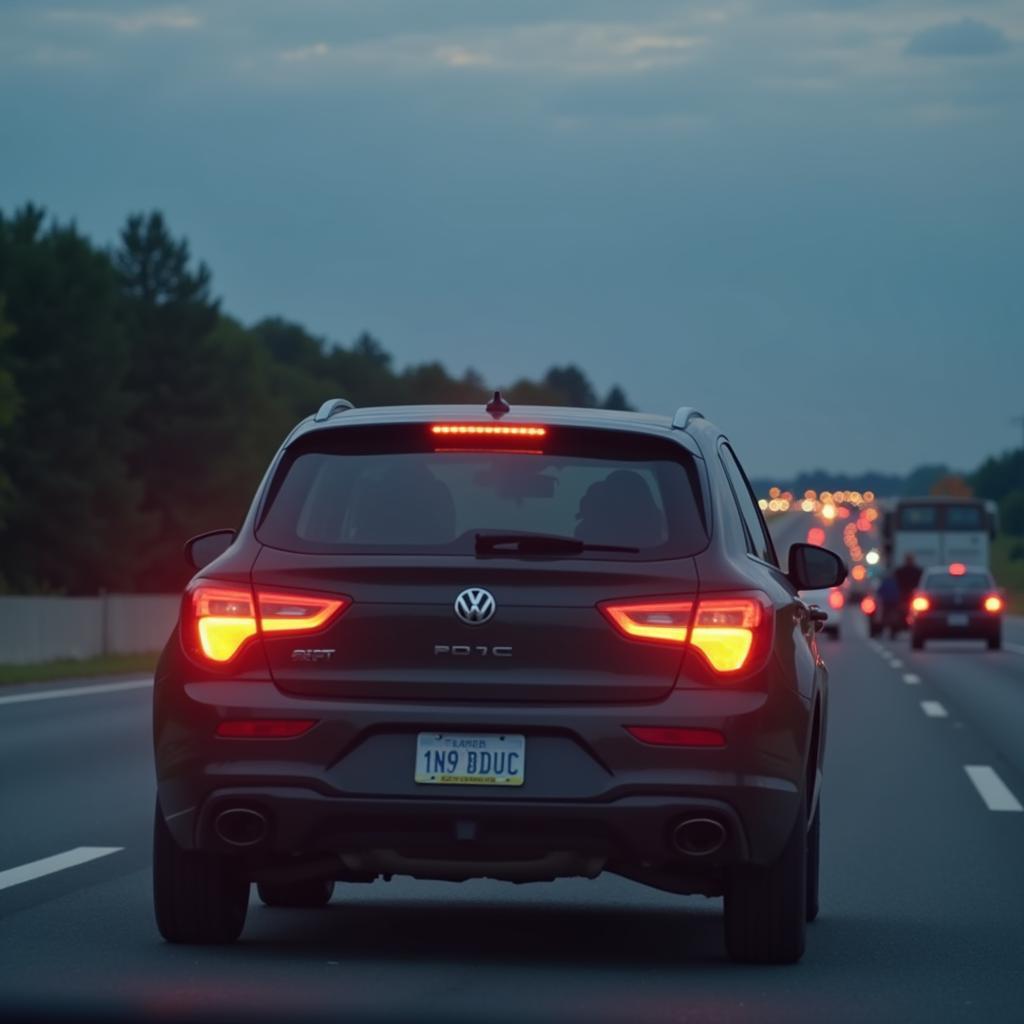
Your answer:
[724,794,807,964]
[153,800,249,944]
[806,799,820,923]
[257,879,335,908]
[988,632,1001,651]
[911,633,924,650]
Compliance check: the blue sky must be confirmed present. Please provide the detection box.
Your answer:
[1,1,1022,476]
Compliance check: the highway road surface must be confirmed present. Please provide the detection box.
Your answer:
[2,512,1024,1023]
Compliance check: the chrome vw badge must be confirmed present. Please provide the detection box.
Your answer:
[454,587,496,625]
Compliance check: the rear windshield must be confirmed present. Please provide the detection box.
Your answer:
[257,426,708,559]
[923,571,992,591]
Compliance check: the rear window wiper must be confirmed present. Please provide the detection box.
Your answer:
[475,532,639,556]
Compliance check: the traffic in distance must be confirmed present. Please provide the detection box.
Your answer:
[761,489,1008,651]
[154,395,845,964]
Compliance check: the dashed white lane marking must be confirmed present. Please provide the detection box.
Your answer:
[0,847,123,891]
[964,766,1024,813]
[1004,642,1024,656]
[889,658,904,668]
[903,673,921,685]
[0,678,151,707]
[920,700,948,718]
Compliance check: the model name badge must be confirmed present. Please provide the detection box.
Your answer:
[434,644,512,657]
[290,648,336,662]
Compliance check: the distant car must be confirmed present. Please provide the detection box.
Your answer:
[908,564,1005,650]
[152,395,847,964]
[804,585,845,640]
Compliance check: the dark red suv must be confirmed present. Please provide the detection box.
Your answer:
[153,396,845,963]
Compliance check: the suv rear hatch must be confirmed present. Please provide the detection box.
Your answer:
[252,420,708,702]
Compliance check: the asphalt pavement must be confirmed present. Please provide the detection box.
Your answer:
[1,513,1023,1022]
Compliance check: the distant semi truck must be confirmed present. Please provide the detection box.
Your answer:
[860,496,997,637]
[879,496,997,571]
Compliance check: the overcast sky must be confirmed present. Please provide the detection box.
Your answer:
[1,1,1022,477]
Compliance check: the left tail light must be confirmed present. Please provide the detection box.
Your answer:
[910,594,930,613]
[185,582,349,664]
[599,594,769,675]
[828,590,845,610]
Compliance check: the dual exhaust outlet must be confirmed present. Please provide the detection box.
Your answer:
[214,807,726,857]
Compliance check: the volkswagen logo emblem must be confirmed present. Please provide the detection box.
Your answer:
[454,588,496,625]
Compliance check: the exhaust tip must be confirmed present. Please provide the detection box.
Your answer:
[214,807,269,847]
[671,817,726,857]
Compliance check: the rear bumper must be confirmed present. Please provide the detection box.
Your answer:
[155,673,811,873]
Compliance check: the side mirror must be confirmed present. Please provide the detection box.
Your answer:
[788,543,847,591]
[184,529,237,570]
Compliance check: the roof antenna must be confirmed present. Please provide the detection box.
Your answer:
[485,390,510,419]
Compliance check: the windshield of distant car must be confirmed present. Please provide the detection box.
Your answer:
[923,572,991,590]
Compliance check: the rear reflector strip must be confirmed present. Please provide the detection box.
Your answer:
[625,726,726,748]
[216,719,317,739]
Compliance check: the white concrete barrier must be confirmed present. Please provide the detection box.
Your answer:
[0,594,180,665]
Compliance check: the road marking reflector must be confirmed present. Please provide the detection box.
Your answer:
[920,700,947,718]
[0,847,123,891]
[903,673,921,685]
[0,679,151,707]
[964,766,1023,813]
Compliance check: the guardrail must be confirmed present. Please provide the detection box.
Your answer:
[0,594,179,665]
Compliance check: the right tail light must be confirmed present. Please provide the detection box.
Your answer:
[599,594,770,675]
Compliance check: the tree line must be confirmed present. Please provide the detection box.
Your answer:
[0,205,633,594]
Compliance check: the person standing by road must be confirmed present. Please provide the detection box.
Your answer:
[893,554,923,636]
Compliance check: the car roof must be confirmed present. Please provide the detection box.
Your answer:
[286,402,718,453]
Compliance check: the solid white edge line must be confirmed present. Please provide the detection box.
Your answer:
[0,678,152,706]
[1004,642,1024,656]
[0,847,123,891]
[920,700,948,718]
[903,673,921,685]
[964,766,1024,813]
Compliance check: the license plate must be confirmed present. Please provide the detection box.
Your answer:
[948,613,969,627]
[415,733,525,786]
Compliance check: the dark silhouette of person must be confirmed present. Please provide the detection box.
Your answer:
[894,554,923,599]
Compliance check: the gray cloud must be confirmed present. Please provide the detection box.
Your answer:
[905,17,1011,57]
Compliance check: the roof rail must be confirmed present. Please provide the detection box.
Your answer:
[671,406,704,430]
[313,398,355,423]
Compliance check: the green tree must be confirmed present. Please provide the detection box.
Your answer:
[0,205,146,592]
[971,449,1024,504]
[117,212,278,588]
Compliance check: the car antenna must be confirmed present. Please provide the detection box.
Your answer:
[485,390,510,419]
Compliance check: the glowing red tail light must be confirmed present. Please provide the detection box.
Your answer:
[216,719,317,739]
[430,424,546,437]
[911,594,930,613]
[186,582,349,664]
[984,594,1004,613]
[860,596,877,615]
[599,594,768,674]
[828,590,845,610]
[625,726,726,748]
